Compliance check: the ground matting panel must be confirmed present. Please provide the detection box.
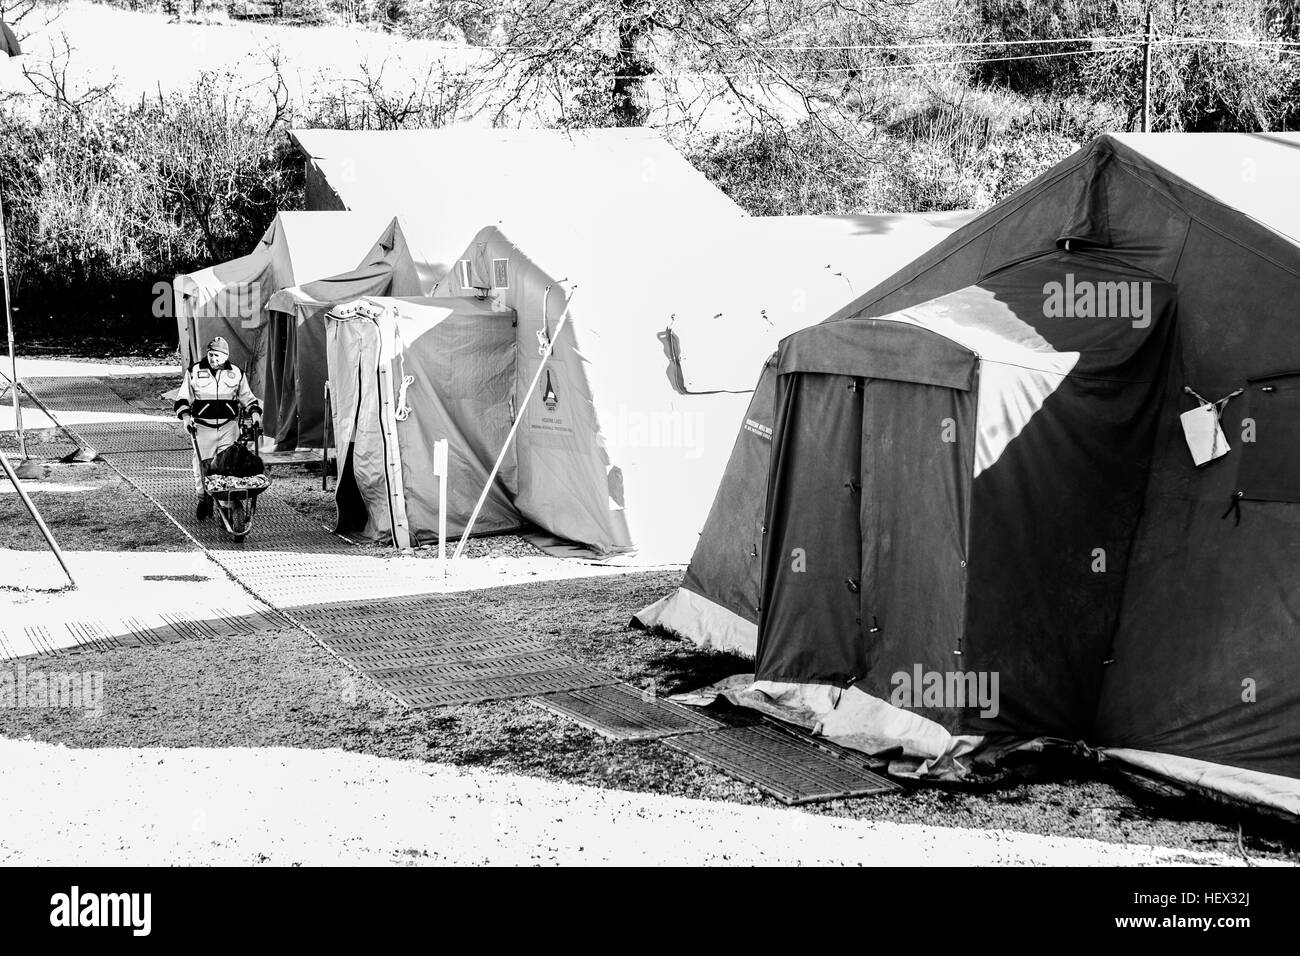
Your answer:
[293,596,617,708]
[11,379,616,710]
[73,420,190,453]
[326,636,549,669]
[389,665,616,709]
[533,683,726,740]
[107,447,352,556]
[663,723,899,805]
[19,377,135,414]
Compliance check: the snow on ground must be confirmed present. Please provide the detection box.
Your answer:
[0,2,485,110]
[0,541,673,655]
[12,359,180,379]
[3,359,179,430]
[0,2,805,132]
[1,405,171,430]
[244,548,678,608]
[0,738,1265,866]
[0,549,271,658]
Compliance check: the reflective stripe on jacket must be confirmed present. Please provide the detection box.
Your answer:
[174,362,260,429]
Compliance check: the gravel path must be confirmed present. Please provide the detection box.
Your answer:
[0,739,1266,867]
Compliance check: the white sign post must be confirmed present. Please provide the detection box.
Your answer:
[433,438,449,578]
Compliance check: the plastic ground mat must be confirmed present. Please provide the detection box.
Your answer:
[291,594,618,709]
[662,723,900,805]
[532,683,726,740]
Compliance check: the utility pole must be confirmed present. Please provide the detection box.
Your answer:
[1141,6,1154,133]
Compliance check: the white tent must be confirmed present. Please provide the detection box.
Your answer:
[326,296,521,547]
[331,210,971,561]
[289,126,747,290]
[262,219,430,450]
[173,211,397,394]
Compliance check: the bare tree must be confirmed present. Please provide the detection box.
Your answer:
[19,32,117,118]
[480,0,927,133]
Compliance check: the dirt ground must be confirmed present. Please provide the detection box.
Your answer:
[0,460,185,553]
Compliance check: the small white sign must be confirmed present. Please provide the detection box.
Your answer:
[432,438,449,476]
[1181,403,1229,467]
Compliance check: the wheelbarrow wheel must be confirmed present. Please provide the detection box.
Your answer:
[216,495,252,539]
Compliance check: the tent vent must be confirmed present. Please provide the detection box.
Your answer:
[492,258,510,290]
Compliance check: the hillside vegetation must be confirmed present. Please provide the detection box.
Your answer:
[2,0,1299,350]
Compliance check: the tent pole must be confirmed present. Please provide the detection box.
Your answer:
[0,182,27,461]
[322,381,332,491]
[0,450,76,588]
[453,286,576,561]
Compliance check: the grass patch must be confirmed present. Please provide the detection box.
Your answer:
[0,460,186,552]
[103,373,181,405]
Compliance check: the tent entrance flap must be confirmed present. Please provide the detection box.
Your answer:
[325,297,524,547]
[756,371,975,703]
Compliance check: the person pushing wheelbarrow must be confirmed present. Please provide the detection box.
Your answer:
[174,336,263,520]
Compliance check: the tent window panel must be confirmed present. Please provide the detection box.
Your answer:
[1236,373,1300,503]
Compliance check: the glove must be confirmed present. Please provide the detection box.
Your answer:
[182,414,196,434]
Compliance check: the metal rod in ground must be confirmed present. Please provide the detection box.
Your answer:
[0,184,27,461]
[0,372,100,462]
[322,381,331,492]
[0,450,76,588]
[453,285,576,561]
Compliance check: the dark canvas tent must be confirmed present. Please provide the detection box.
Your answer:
[639,133,1300,815]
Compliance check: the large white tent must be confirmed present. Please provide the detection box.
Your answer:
[290,126,747,290]
[327,210,972,562]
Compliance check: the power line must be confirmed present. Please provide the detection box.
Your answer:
[600,44,1141,80]
[480,36,1145,55]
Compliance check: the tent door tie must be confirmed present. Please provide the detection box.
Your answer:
[1221,490,1244,525]
[845,477,860,493]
